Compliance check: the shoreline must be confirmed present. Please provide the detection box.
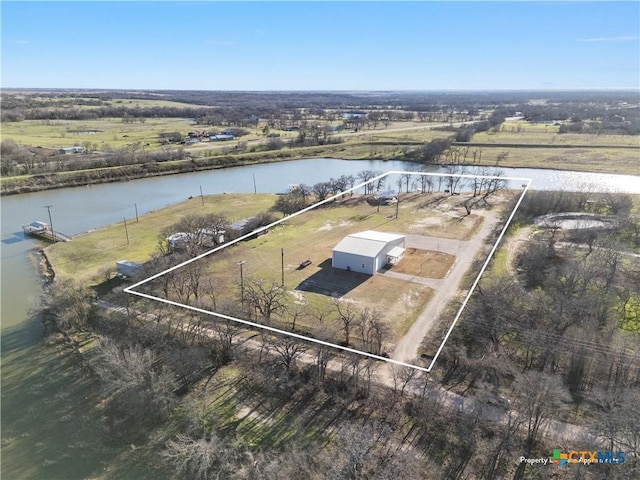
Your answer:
[3,153,638,196]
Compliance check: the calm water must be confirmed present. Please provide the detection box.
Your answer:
[1,158,639,479]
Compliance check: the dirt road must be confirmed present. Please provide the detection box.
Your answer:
[388,211,500,367]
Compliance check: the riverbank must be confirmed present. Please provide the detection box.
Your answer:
[3,139,638,196]
[0,143,364,195]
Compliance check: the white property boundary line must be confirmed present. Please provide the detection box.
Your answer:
[125,171,532,373]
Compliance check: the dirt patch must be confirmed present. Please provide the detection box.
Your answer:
[409,217,444,231]
[318,220,353,232]
[389,248,456,279]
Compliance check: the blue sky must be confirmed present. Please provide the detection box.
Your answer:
[2,1,639,90]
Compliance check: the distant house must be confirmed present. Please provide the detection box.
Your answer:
[210,134,235,142]
[58,146,83,154]
[342,112,366,120]
[332,230,405,275]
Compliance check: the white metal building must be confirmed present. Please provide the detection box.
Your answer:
[332,230,406,275]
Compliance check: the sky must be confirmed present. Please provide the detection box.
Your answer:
[1,1,639,91]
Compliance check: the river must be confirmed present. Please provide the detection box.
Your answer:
[1,158,639,479]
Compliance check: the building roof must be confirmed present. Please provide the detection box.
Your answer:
[333,230,405,258]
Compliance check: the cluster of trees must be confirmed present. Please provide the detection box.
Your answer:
[1,139,38,175]
[272,168,505,220]
[41,192,639,478]
[558,119,640,135]
[46,271,623,479]
[435,191,640,465]
[0,139,188,176]
[158,211,276,255]
[141,254,391,356]
[39,276,500,479]
[272,174,361,215]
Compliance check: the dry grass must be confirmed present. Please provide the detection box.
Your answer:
[475,121,639,147]
[49,190,500,350]
[46,193,278,284]
[196,193,488,347]
[470,145,640,174]
[389,248,456,278]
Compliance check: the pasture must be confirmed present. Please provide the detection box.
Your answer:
[48,189,496,350]
[45,194,278,284]
[1,117,194,150]
[185,193,485,346]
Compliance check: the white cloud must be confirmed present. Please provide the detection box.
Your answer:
[13,40,30,45]
[578,35,638,43]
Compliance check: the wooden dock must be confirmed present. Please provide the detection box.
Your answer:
[22,221,72,243]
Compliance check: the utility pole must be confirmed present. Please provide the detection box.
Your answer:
[253,173,257,194]
[237,261,245,306]
[44,205,55,242]
[281,248,285,287]
[199,186,205,206]
[135,203,139,222]
[124,217,130,245]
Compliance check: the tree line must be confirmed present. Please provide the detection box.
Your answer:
[434,191,639,469]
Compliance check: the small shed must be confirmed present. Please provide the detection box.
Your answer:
[332,230,405,275]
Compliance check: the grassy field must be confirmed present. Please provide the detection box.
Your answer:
[465,145,640,174]
[2,114,638,192]
[463,120,639,174]
[45,193,278,284]
[474,120,640,147]
[18,96,211,110]
[1,117,195,150]
[177,193,484,344]
[1,117,448,154]
[48,191,492,348]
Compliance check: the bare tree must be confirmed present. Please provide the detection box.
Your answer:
[243,279,288,323]
[163,433,238,480]
[334,299,359,347]
[391,365,418,398]
[357,170,377,194]
[271,337,308,371]
[358,307,387,354]
[512,371,570,451]
[312,181,332,201]
[43,280,96,331]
